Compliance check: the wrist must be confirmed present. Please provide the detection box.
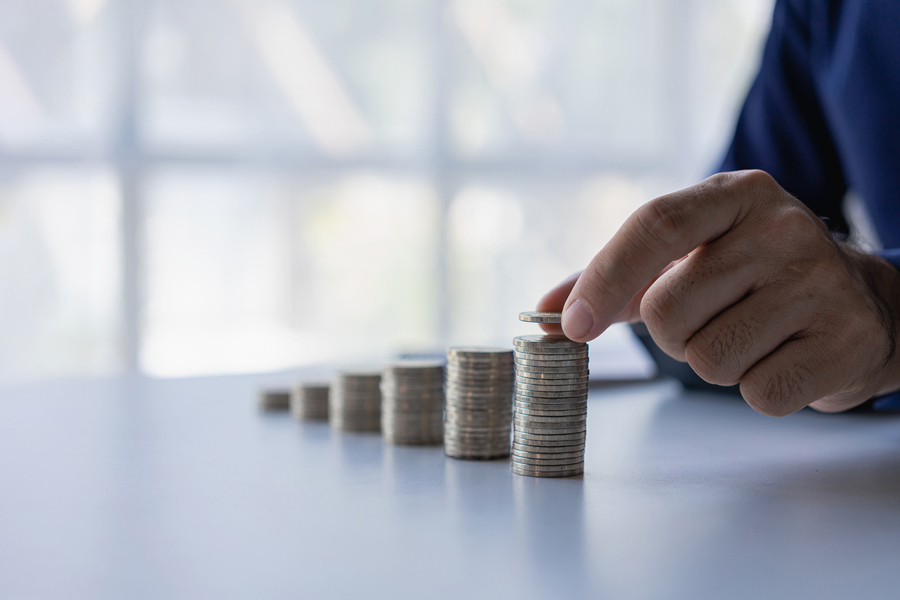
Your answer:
[851,248,900,396]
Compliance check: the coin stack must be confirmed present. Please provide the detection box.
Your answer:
[330,371,382,432]
[380,360,445,445]
[512,312,589,478]
[258,388,291,411]
[444,347,515,459]
[290,382,329,421]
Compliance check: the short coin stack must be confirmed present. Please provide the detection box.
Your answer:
[512,312,589,478]
[330,371,382,432]
[290,382,329,421]
[381,360,445,445]
[258,388,291,411]
[444,347,514,460]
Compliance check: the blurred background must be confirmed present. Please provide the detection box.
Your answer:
[0,0,774,382]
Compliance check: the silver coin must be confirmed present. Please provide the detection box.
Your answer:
[382,396,444,405]
[259,389,291,410]
[514,346,587,356]
[446,373,513,382]
[514,425,587,436]
[444,437,510,448]
[381,381,444,390]
[446,389,513,399]
[446,355,513,364]
[444,432,510,441]
[514,392,588,403]
[445,405,511,414]
[514,397,588,408]
[445,450,509,460]
[511,455,585,467]
[515,383,590,396]
[513,430,586,441]
[514,412,586,423]
[447,408,512,416]
[446,381,514,391]
[445,366,515,385]
[513,425,587,437]
[511,463,584,475]
[447,346,513,357]
[518,311,562,324]
[511,464,584,478]
[515,381,590,393]
[512,350,588,361]
[514,335,586,349]
[514,408,587,420]
[384,358,445,369]
[514,371,590,383]
[510,455,585,469]
[513,440,585,452]
[512,448,584,460]
[515,364,589,377]
[445,422,510,432]
[445,412,511,422]
[444,438,509,448]
[514,356,589,368]
[447,427,513,437]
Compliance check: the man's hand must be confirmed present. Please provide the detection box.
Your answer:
[538,170,900,415]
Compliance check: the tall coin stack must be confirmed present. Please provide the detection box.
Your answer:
[512,312,589,478]
[380,360,445,445]
[444,347,515,459]
[330,371,382,432]
[290,382,329,421]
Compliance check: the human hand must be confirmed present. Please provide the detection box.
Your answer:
[538,170,900,415]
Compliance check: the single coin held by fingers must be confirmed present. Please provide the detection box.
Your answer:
[519,311,562,324]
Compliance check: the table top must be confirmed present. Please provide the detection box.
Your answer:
[1,373,899,600]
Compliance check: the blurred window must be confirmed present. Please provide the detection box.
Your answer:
[0,0,774,380]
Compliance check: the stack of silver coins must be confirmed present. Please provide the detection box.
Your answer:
[290,383,329,421]
[444,347,514,459]
[330,371,382,432]
[381,360,445,445]
[258,388,291,411]
[512,312,588,477]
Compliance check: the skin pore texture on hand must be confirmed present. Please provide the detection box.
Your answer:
[538,170,900,416]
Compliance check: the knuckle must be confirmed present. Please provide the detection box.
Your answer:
[685,321,755,385]
[640,285,689,359]
[640,283,679,339]
[740,368,806,417]
[634,197,686,251]
[739,168,778,192]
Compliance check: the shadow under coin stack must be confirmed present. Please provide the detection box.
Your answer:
[330,371,382,432]
[381,360,445,445]
[512,312,589,478]
[290,383,329,421]
[444,347,515,459]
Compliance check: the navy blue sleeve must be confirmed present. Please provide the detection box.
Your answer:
[720,0,849,235]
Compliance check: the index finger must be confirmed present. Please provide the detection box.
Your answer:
[561,171,755,342]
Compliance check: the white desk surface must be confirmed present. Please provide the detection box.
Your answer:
[1,374,899,600]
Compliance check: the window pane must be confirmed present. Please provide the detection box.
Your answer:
[0,0,119,153]
[447,0,675,163]
[140,0,434,158]
[142,168,440,376]
[0,166,121,381]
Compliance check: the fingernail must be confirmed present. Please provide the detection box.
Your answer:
[562,299,594,340]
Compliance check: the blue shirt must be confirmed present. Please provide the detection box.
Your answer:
[720,0,900,410]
